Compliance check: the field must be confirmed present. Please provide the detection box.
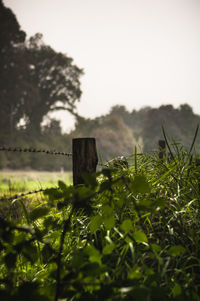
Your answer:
[0,145,200,301]
[0,170,72,194]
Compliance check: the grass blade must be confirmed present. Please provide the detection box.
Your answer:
[189,124,199,154]
[162,126,175,161]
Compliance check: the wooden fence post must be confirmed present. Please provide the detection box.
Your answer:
[72,138,98,186]
[158,140,166,160]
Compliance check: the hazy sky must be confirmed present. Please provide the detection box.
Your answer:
[4,0,200,131]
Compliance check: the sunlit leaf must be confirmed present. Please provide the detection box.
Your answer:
[102,243,115,255]
[85,245,102,265]
[104,216,115,230]
[131,175,151,194]
[133,230,148,244]
[89,215,102,233]
[43,188,63,201]
[172,283,182,297]
[120,219,133,233]
[128,267,143,279]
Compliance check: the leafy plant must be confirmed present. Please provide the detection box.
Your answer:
[1,143,200,300]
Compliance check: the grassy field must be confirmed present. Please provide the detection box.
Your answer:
[1,144,200,300]
[0,169,72,194]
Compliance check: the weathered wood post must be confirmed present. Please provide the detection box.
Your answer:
[158,140,166,160]
[72,138,98,186]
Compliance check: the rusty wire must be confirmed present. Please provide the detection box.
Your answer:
[0,146,72,157]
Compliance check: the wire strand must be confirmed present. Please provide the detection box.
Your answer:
[0,146,72,157]
[0,186,59,202]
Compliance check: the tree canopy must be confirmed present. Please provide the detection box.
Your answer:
[0,0,25,49]
[0,1,83,138]
[18,33,83,133]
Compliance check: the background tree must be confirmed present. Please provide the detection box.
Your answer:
[72,113,142,161]
[0,0,26,140]
[20,34,83,133]
[0,1,83,138]
[0,0,25,49]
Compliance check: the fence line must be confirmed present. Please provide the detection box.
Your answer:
[0,138,167,202]
[0,138,99,200]
[0,187,59,202]
[0,146,72,157]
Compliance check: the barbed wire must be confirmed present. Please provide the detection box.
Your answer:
[0,146,72,157]
[0,186,59,202]
[0,152,161,201]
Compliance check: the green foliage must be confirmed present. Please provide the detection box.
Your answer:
[1,145,200,300]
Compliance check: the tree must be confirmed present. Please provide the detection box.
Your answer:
[72,113,141,161]
[0,2,83,138]
[0,0,26,139]
[141,104,200,151]
[0,0,25,49]
[20,34,84,133]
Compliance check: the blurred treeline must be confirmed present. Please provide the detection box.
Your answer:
[1,103,200,171]
[71,103,200,161]
[1,1,200,171]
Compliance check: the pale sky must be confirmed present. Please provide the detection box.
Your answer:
[4,0,200,132]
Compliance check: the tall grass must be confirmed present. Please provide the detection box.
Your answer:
[0,139,200,300]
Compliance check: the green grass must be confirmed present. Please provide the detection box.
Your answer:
[0,144,200,300]
[0,170,72,193]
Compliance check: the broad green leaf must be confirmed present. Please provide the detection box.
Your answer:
[89,215,102,233]
[102,205,113,217]
[104,216,115,230]
[44,188,64,200]
[71,250,86,269]
[29,207,50,222]
[115,197,124,208]
[85,245,102,265]
[120,219,133,233]
[131,175,151,194]
[151,243,161,253]
[102,205,115,230]
[145,268,154,275]
[172,283,182,297]
[82,173,98,188]
[167,245,186,257]
[128,267,143,279]
[102,243,115,255]
[133,230,148,244]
